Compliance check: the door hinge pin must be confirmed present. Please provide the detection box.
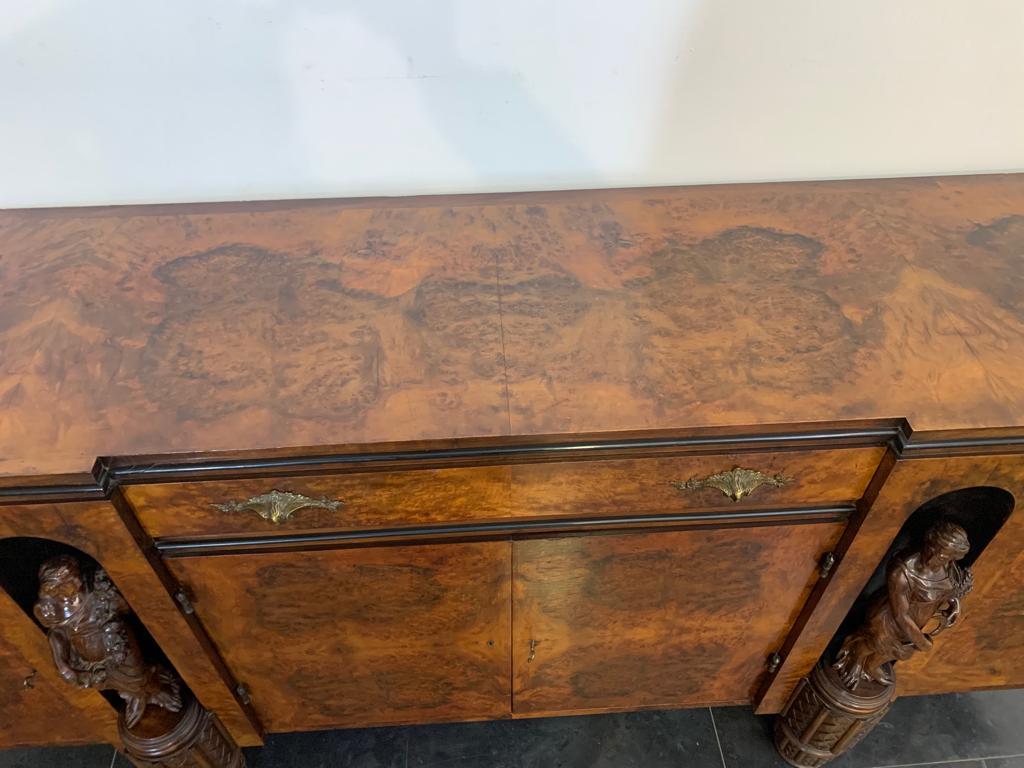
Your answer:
[236,684,253,706]
[767,653,782,674]
[818,551,837,579]
[173,587,195,615]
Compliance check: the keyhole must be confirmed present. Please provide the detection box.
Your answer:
[528,639,539,662]
[23,670,36,689]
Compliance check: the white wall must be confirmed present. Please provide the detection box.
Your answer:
[2,0,1023,208]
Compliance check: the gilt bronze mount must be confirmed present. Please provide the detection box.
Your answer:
[672,467,792,502]
[213,489,344,524]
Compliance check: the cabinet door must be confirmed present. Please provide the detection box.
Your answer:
[167,541,511,732]
[0,589,118,748]
[512,522,844,715]
[869,455,1024,697]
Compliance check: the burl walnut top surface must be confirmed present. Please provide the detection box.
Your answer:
[2,175,1023,478]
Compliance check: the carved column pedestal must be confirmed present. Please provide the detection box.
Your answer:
[775,661,895,768]
[120,693,245,768]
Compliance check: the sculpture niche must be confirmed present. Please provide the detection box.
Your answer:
[775,521,973,768]
[34,555,244,768]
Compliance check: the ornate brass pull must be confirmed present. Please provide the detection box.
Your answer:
[671,467,792,503]
[213,490,344,524]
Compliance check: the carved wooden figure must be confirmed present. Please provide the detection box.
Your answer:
[775,522,973,768]
[833,521,972,688]
[34,555,245,768]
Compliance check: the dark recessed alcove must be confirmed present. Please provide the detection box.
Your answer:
[0,537,91,617]
[832,486,1015,649]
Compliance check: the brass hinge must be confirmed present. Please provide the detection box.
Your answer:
[236,684,253,706]
[818,551,837,579]
[173,586,195,615]
[767,653,782,674]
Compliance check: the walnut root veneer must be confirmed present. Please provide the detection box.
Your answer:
[1,175,1023,762]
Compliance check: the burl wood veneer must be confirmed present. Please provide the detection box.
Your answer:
[2,174,1023,760]
[3,175,1024,481]
[0,587,118,747]
[512,522,846,715]
[124,446,883,541]
[164,541,512,732]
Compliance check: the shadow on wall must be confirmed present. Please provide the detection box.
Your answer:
[0,0,708,203]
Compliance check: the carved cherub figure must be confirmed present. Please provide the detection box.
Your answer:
[33,555,183,728]
[833,521,973,689]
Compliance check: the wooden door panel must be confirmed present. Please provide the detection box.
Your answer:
[512,523,844,715]
[0,589,118,748]
[167,541,512,732]
[871,455,1024,696]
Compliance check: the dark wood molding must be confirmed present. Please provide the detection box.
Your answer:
[155,504,854,557]
[1,422,906,503]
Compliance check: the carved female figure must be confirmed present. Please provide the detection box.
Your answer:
[833,521,972,688]
[33,555,183,727]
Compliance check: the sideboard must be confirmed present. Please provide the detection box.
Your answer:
[1,174,1022,764]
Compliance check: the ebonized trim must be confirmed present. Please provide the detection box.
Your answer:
[155,505,855,557]
[6,419,1024,505]
[107,427,902,483]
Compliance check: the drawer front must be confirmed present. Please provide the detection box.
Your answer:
[126,446,884,541]
[165,541,511,731]
[512,520,846,714]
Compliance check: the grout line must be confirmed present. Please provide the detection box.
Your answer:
[509,540,515,718]
[108,747,118,768]
[869,754,1024,768]
[980,760,987,768]
[708,708,727,768]
[404,732,410,768]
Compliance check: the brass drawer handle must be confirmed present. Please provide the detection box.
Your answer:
[213,490,344,524]
[671,467,792,503]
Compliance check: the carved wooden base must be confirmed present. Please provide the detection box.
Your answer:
[118,694,245,768]
[774,661,895,768]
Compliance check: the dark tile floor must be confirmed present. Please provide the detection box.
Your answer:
[3,689,1022,768]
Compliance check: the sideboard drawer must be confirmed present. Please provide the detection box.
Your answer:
[124,446,885,541]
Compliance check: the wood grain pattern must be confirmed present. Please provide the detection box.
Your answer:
[0,501,261,746]
[124,446,882,540]
[511,523,845,715]
[756,452,1024,713]
[0,587,119,748]
[164,541,512,732]
[3,175,1024,479]
[508,448,884,521]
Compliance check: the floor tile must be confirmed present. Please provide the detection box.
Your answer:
[713,688,1024,768]
[406,709,722,768]
[242,726,408,768]
[0,745,113,768]
[7,689,1024,768]
[710,704,789,768]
